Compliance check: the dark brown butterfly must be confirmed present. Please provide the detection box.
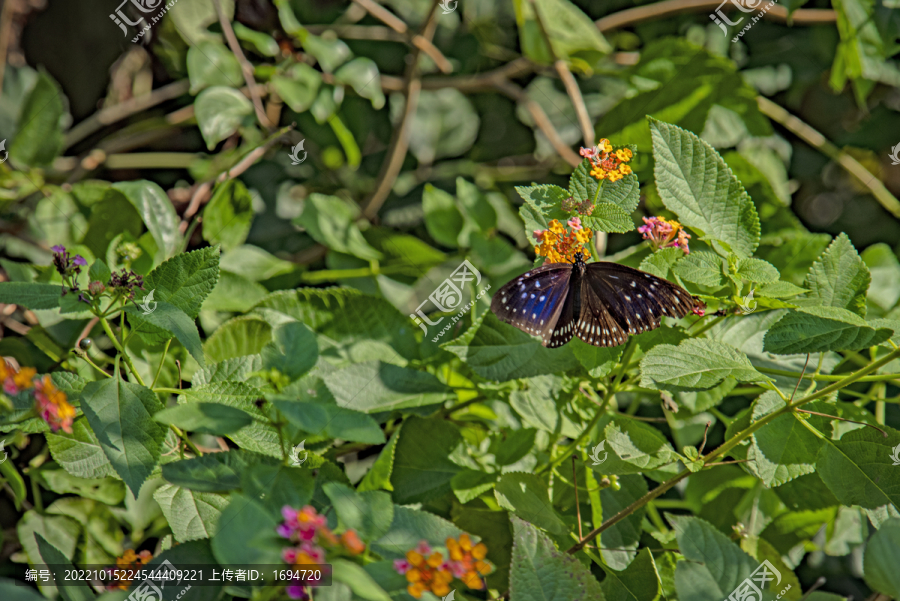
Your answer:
[490,252,699,348]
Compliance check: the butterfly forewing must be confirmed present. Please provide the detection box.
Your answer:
[574,279,630,347]
[584,262,695,336]
[490,264,572,344]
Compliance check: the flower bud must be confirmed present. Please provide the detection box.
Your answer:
[88,281,105,295]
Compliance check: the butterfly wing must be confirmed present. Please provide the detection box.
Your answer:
[490,263,574,347]
[584,262,696,337]
[574,273,630,347]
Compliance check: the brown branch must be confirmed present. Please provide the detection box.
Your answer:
[212,0,272,130]
[494,80,581,167]
[595,0,836,32]
[351,0,453,74]
[63,80,190,150]
[362,0,442,219]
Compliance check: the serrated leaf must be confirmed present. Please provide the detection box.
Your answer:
[737,257,780,284]
[650,119,760,257]
[495,472,567,536]
[161,450,264,492]
[639,248,683,280]
[153,484,229,542]
[46,419,117,479]
[153,402,252,435]
[758,280,807,298]
[126,301,206,367]
[673,251,726,287]
[134,245,220,319]
[516,184,569,245]
[80,379,166,496]
[864,518,900,599]
[593,416,680,476]
[211,493,282,565]
[35,533,96,601]
[203,316,272,362]
[272,397,384,444]
[322,482,394,542]
[509,515,605,601]
[763,306,893,354]
[584,203,634,233]
[816,425,900,509]
[640,339,767,391]
[600,547,661,601]
[748,392,822,487]
[805,232,871,317]
[323,362,452,413]
[0,282,63,309]
[202,179,254,252]
[390,416,461,504]
[370,506,464,560]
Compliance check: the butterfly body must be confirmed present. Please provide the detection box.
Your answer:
[491,253,696,348]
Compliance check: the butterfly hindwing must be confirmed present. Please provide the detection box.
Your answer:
[574,277,630,347]
[491,263,572,344]
[584,262,695,336]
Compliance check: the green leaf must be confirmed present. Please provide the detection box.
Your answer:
[423,184,465,248]
[0,578,47,601]
[358,426,399,493]
[271,63,322,113]
[211,493,282,565]
[736,257,780,284]
[747,392,822,487]
[334,57,385,109]
[452,469,498,504]
[203,316,272,362]
[194,86,254,150]
[763,306,894,354]
[593,416,679,476]
[179,382,267,423]
[571,340,622,378]
[864,518,900,599]
[301,34,352,73]
[35,533,96,601]
[232,21,279,56]
[80,379,167,496]
[322,482,394,542]
[640,338,767,391]
[370,506,464,560]
[112,181,182,260]
[203,271,268,313]
[153,402,252,435]
[0,282,62,309]
[805,232,871,317]
[673,251,726,287]
[457,177,498,236]
[271,398,384,444]
[17,510,80,565]
[639,248,683,280]
[445,312,580,382]
[516,184,569,245]
[830,0,900,104]
[650,118,760,257]
[89,259,112,284]
[161,449,257,492]
[816,425,900,509]
[323,362,452,413]
[126,301,206,367]
[758,280,808,299]
[11,69,65,167]
[187,41,243,94]
[36,468,124,505]
[202,180,254,251]
[46,418,117,479]
[508,515,605,600]
[862,243,900,311]
[390,416,462,504]
[331,559,393,601]
[391,89,480,164]
[152,484,229,542]
[294,193,381,261]
[669,514,763,600]
[515,0,612,64]
[495,472,567,536]
[599,475,649,569]
[585,203,634,234]
[600,547,661,601]
[260,321,318,381]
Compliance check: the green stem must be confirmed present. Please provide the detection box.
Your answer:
[151,339,172,389]
[75,351,112,378]
[691,314,725,337]
[756,366,900,383]
[31,478,43,513]
[172,426,203,457]
[99,317,145,386]
[567,346,900,554]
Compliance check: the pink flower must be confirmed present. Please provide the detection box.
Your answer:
[282,548,298,564]
[567,216,582,230]
[393,559,411,574]
[415,541,433,556]
[580,146,600,159]
[639,216,690,254]
[533,229,545,242]
[286,584,309,600]
[277,523,294,539]
[3,379,18,395]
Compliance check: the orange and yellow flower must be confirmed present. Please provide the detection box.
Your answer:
[106,549,153,590]
[394,537,493,599]
[446,534,491,589]
[581,139,634,183]
[33,375,75,433]
[534,219,593,263]
[404,545,453,599]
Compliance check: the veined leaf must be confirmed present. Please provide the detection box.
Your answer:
[125,301,206,367]
[864,518,900,599]
[323,362,452,413]
[737,257,780,284]
[673,251,726,287]
[495,472,567,536]
[805,232,870,317]
[763,306,893,354]
[111,181,181,261]
[640,339,767,391]
[816,425,900,509]
[153,484,229,542]
[650,118,760,257]
[517,184,570,246]
[0,282,63,310]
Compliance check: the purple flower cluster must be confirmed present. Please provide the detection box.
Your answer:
[107,269,145,300]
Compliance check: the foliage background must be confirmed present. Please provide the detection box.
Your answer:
[1,0,900,599]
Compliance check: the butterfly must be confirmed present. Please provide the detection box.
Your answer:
[490,252,699,348]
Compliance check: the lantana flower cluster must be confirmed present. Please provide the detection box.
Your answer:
[393,535,492,599]
[277,505,365,600]
[534,218,593,263]
[1,361,75,433]
[637,216,691,254]
[105,549,154,590]
[51,245,146,306]
[580,139,633,182]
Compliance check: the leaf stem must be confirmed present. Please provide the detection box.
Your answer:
[172,426,203,457]
[756,366,900,383]
[151,339,172,389]
[99,317,145,386]
[74,350,112,378]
